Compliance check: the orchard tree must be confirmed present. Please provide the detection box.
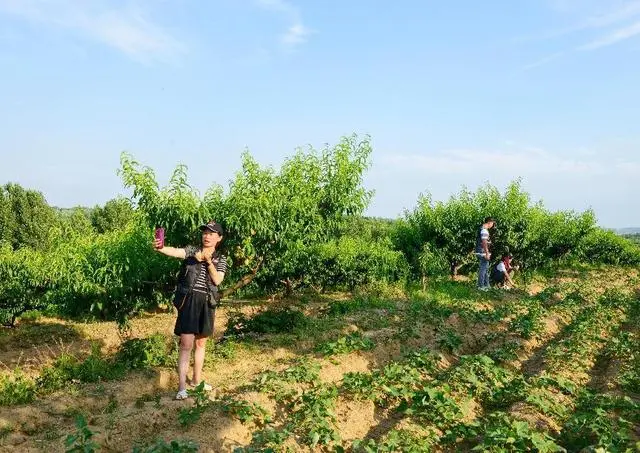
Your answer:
[119,134,374,296]
[91,197,134,233]
[0,183,57,250]
[394,180,600,279]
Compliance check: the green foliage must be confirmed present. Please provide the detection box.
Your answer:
[90,197,134,233]
[326,295,396,316]
[435,326,462,352]
[177,382,211,428]
[65,414,99,453]
[0,183,58,250]
[560,394,640,451]
[315,332,375,355]
[403,384,465,430]
[471,413,564,452]
[0,220,175,325]
[353,429,438,453]
[120,134,374,296]
[115,333,172,369]
[233,427,293,453]
[289,384,340,448]
[418,242,449,282]
[56,207,94,238]
[508,302,545,339]
[394,180,604,278]
[217,395,270,425]
[1,335,169,405]
[133,439,199,453]
[310,235,409,291]
[0,369,36,406]
[225,307,309,337]
[0,242,55,325]
[578,229,640,265]
[36,343,126,393]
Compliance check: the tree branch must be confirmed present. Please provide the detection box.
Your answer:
[221,256,265,298]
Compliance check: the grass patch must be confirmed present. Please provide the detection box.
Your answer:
[0,370,36,406]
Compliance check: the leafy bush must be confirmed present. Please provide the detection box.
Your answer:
[394,180,604,278]
[116,333,173,369]
[225,307,309,337]
[578,228,640,265]
[309,235,409,291]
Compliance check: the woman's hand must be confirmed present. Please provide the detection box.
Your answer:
[195,250,209,262]
[153,237,186,259]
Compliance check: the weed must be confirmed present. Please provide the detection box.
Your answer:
[436,326,462,353]
[65,414,99,453]
[177,382,211,428]
[0,369,36,405]
[217,395,270,425]
[116,333,172,369]
[353,429,438,453]
[290,384,340,448]
[315,332,375,355]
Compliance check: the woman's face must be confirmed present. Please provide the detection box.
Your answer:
[202,231,221,248]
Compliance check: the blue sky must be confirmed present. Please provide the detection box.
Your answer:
[1,0,639,228]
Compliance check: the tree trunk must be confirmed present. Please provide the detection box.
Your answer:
[281,278,293,297]
[450,261,458,279]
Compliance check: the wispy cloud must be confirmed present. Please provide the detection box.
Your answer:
[256,0,313,49]
[379,146,638,177]
[516,1,640,69]
[520,51,565,71]
[0,0,184,62]
[578,20,640,50]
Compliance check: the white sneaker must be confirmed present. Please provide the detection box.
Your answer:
[175,389,189,400]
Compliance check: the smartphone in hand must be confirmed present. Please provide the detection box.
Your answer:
[155,227,165,249]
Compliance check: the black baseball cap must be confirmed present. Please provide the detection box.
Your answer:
[200,220,223,235]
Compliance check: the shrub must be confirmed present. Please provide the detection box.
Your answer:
[225,307,309,337]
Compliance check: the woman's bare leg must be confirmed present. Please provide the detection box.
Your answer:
[178,334,195,391]
[192,336,207,384]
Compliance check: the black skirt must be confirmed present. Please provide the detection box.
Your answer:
[173,291,215,337]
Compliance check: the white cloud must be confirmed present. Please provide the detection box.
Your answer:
[0,0,184,62]
[379,146,638,177]
[367,143,640,226]
[256,0,313,48]
[516,1,640,69]
[282,23,312,46]
[578,20,640,50]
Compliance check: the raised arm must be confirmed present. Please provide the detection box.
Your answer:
[153,239,186,259]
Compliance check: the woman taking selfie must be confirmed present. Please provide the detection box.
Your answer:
[153,220,228,400]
